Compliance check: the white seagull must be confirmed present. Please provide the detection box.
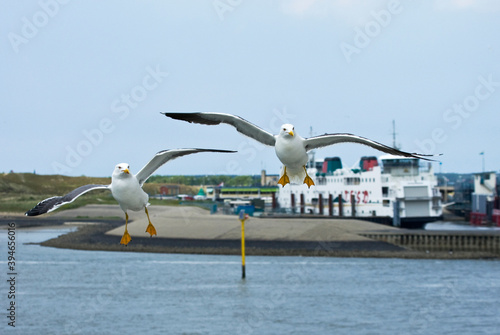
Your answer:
[162,112,437,188]
[25,148,236,245]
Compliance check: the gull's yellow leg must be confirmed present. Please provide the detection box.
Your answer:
[120,213,132,246]
[277,166,290,187]
[145,207,157,237]
[303,166,315,188]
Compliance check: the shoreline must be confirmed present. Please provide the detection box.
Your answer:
[2,205,499,259]
[38,224,500,259]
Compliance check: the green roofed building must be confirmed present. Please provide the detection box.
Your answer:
[206,186,278,200]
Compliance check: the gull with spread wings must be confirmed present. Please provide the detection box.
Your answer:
[25,148,235,245]
[162,112,436,188]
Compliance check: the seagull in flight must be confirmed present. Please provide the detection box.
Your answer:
[162,112,436,188]
[25,148,235,245]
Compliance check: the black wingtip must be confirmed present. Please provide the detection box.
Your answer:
[25,208,41,216]
[189,148,238,155]
[161,112,222,125]
[413,153,443,162]
[155,148,237,156]
[25,200,51,217]
[197,148,237,153]
[414,153,443,157]
[161,112,198,121]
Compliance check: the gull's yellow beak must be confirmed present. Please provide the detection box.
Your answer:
[123,169,130,174]
[289,131,294,137]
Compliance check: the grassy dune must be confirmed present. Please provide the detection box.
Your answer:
[0,173,192,214]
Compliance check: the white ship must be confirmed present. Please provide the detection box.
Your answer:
[276,154,443,228]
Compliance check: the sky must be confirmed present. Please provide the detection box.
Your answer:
[1,0,499,178]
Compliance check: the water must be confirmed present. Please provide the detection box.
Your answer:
[426,221,500,231]
[1,227,499,335]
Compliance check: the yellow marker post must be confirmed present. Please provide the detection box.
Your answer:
[239,209,248,279]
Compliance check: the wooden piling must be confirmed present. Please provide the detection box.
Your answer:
[319,193,324,215]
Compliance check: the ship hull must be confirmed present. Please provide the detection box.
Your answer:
[276,155,443,228]
[263,213,443,229]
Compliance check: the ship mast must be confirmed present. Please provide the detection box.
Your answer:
[392,120,399,149]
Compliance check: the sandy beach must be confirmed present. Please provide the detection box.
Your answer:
[2,204,499,259]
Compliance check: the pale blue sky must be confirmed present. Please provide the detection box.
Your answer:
[1,0,499,177]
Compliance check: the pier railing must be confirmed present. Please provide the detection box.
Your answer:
[362,232,500,253]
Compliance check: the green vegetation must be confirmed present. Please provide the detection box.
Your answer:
[0,173,113,214]
[0,192,114,214]
[0,172,266,214]
[0,173,270,214]
[146,174,260,187]
[0,173,178,214]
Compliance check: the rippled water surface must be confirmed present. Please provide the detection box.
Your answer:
[1,226,499,334]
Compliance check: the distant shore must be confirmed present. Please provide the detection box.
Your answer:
[2,205,499,259]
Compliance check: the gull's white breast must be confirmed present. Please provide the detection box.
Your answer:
[111,176,149,212]
[275,134,308,168]
[275,134,309,184]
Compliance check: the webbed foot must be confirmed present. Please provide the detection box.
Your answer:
[120,213,131,245]
[277,167,290,187]
[303,166,315,188]
[146,222,157,237]
[144,208,157,237]
[304,175,315,188]
[120,229,131,246]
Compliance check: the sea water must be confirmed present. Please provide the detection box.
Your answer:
[0,227,499,335]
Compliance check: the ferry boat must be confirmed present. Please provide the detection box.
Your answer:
[276,154,443,229]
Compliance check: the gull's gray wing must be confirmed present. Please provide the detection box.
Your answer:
[135,148,236,186]
[162,112,276,146]
[304,133,437,161]
[25,184,110,216]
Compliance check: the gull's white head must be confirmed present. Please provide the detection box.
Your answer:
[113,163,131,178]
[279,124,295,138]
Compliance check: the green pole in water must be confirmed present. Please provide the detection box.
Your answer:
[239,209,248,279]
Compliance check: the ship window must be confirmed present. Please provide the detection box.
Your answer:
[344,177,360,185]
